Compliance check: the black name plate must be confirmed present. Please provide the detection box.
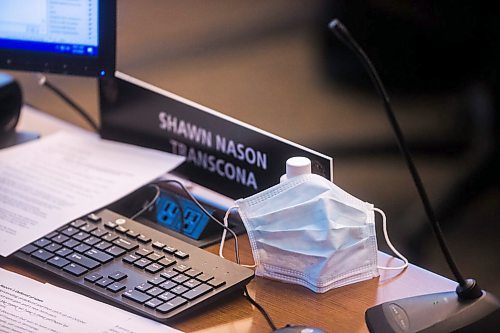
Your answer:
[100,71,333,199]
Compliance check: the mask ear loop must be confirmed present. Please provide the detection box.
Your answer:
[374,207,409,270]
[220,205,256,268]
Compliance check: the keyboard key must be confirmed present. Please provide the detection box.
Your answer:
[85,249,113,263]
[144,298,164,309]
[73,244,91,253]
[163,246,176,255]
[156,297,187,314]
[83,236,101,246]
[172,274,190,284]
[147,252,164,262]
[73,231,90,241]
[157,257,176,268]
[196,273,214,282]
[107,282,126,293]
[159,280,177,291]
[32,249,54,262]
[174,250,189,260]
[20,244,38,254]
[123,254,141,264]
[63,263,88,276]
[113,238,138,251]
[152,241,165,250]
[173,264,190,273]
[87,213,102,223]
[134,258,152,269]
[137,234,151,243]
[47,256,70,268]
[104,221,117,229]
[136,248,153,257]
[145,263,163,274]
[115,226,128,234]
[185,268,202,278]
[158,291,176,303]
[146,287,164,297]
[91,228,108,238]
[84,273,103,283]
[126,230,139,239]
[208,278,226,289]
[62,238,81,249]
[80,224,97,233]
[62,227,79,237]
[135,282,153,292]
[183,279,202,289]
[34,238,51,247]
[55,247,73,257]
[45,231,59,239]
[44,243,62,252]
[96,278,113,288]
[108,271,127,281]
[171,288,194,300]
[105,246,126,257]
[52,234,70,244]
[70,219,87,228]
[123,289,151,304]
[67,253,100,269]
[102,233,119,242]
[148,276,166,286]
[182,284,213,301]
[160,269,179,279]
[95,241,112,250]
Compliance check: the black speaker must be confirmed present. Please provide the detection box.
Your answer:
[0,73,22,135]
[0,72,39,149]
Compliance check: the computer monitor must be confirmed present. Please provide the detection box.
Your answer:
[0,0,116,77]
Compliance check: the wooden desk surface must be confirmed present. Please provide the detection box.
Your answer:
[4,107,457,332]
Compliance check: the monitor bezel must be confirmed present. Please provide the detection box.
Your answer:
[0,0,116,77]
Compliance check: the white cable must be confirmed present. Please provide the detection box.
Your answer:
[220,205,256,268]
[374,207,409,271]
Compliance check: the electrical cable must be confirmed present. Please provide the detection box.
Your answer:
[128,180,277,329]
[156,180,278,331]
[243,286,278,331]
[328,19,467,286]
[130,184,161,220]
[155,179,241,265]
[36,73,100,132]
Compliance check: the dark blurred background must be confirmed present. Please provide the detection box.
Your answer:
[7,1,499,294]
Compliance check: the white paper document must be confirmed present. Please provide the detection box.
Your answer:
[0,131,184,256]
[0,268,182,333]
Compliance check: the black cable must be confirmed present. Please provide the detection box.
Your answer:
[155,179,241,264]
[135,180,278,329]
[328,19,467,286]
[36,74,100,132]
[130,184,161,220]
[243,286,278,331]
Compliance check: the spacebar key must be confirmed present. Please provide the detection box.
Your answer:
[122,289,151,304]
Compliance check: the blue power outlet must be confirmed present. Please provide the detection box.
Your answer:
[154,192,214,240]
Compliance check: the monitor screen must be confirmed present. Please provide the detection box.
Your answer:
[0,0,115,77]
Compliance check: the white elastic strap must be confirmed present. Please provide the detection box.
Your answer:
[219,205,256,268]
[374,207,409,271]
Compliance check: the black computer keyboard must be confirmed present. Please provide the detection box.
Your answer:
[13,209,254,322]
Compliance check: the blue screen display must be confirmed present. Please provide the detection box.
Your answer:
[0,0,99,57]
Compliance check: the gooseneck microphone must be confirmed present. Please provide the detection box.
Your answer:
[329,19,499,332]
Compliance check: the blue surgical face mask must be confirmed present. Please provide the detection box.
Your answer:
[221,173,407,293]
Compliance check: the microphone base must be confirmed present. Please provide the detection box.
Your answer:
[365,290,500,332]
